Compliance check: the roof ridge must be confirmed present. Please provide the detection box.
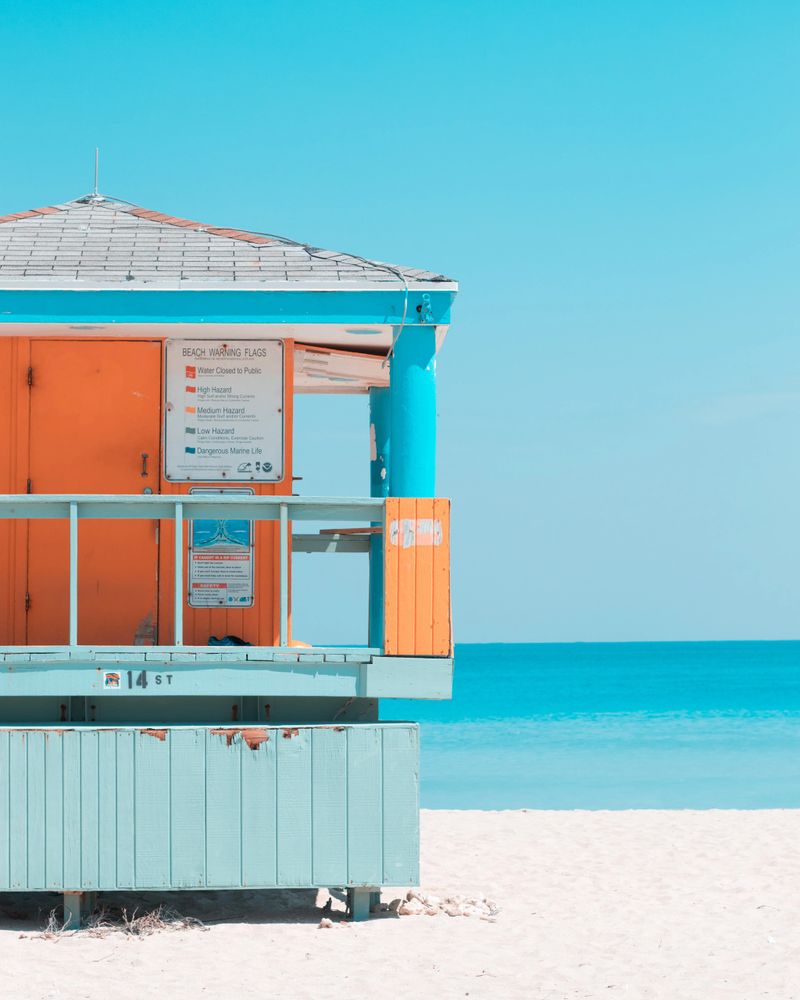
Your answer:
[119,204,278,247]
[0,196,280,248]
[82,197,279,248]
[0,205,61,225]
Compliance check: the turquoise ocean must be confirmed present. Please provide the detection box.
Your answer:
[382,642,800,809]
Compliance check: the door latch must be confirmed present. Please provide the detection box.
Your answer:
[141,452,149,478]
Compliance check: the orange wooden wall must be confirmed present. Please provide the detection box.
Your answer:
[0,339,29,645]
[383,497,452,657]
[0,336,293,647]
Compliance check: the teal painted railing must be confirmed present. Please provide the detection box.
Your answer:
[0,494,383,650]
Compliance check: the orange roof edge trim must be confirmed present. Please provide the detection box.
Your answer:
[0,206,61,224]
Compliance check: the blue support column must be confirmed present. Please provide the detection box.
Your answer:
[368,387,391,648]
[389,327,437,498]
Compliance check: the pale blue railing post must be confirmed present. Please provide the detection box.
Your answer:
[279,502,289,646]
[69,501,78,647]
[174,500,184,646]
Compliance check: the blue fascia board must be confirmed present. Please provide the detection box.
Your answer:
[0,288,455,326]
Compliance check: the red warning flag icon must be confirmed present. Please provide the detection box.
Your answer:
[185,365,197,378]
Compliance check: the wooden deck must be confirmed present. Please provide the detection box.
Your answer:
[0,646,453,700]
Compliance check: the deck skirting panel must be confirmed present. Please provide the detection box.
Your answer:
[0,723,419,891]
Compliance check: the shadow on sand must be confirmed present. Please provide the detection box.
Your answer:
[0,887,384,932]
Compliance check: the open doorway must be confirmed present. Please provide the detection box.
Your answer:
[290,393,371,646]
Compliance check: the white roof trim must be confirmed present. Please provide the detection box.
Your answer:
[0,279,458,293]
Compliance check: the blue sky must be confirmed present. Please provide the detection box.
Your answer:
[0,1,798,642]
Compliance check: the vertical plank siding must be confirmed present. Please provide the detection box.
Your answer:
[0,724,418,891]
[0,337,30,647]
[310,727,347,885]
[383,497,452,657]
[170,728,206,887]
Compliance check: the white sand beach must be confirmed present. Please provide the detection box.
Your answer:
[1,809,798,1000]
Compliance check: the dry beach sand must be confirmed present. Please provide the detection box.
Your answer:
[1,809,799,1000]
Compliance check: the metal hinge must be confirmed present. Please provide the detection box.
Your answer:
[24,592,30,612]
[27,366,33,388]
[26,478,32,494]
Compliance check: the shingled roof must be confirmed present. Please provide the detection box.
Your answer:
[0,196,455,290]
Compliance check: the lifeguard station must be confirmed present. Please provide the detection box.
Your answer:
[0,194,456,926]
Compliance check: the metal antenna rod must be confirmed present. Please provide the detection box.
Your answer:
[93,147,99,196]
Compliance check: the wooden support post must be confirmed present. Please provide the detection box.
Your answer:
[347,887,373,921]
[63,891,88,930]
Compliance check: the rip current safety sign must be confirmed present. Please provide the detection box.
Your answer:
[188,488,255,608]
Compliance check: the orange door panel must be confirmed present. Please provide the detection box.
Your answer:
[27,341,162,645]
